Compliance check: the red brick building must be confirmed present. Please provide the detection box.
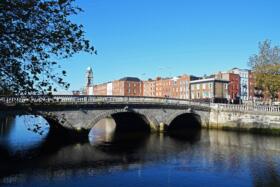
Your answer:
[153,75,195,99]
[249,71,256,100]
[111,80,124,96]
[119,77,143,96]
[93,83,108,96]
[143,79,156,97]
[92,75,199,99]
[93,77,143,96]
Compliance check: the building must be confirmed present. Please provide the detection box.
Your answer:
[229,68,250,101]
[249,71,256,100]
[112,77,142,96]
[91,74,199,99]
[215,72,240,100]
[111,79,123,96]
[190,77,229,101]
[92,77,142,96]
[72,90,81,95]
[170,75,193,99]
[119,77,143,96]
[143,79,156,97]
[107,82,113,96]
[153,75,196,99]
[85,67,94,95]
[155,77,171,98]
[93,82,108,95]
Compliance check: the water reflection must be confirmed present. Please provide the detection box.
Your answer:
[0,116,280,187]
[0,115,49,154]
[0,116,15,137]
[89,118,116,144]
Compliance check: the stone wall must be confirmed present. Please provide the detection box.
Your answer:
[209,106,280,132]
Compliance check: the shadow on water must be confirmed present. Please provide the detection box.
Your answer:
[1,115,280,187]
[0,115,202,183]
[91,131,150,154]
[167,113,202,143]
[167,113,202,131]
[167,129,201,143]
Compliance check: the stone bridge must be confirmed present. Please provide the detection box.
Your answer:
[0,95,211,133]
[1,95,280,135]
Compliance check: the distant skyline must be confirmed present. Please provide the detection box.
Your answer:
[60,0,280,92]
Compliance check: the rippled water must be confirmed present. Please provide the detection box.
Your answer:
[0,116,280,187]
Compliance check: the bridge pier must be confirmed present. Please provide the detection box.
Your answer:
[159,122,165,132]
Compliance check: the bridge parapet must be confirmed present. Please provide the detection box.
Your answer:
[0,95,210,108]
[1,95,280,113]
[212,103,280,113]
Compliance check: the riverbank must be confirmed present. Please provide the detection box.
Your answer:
[208,105,280,136]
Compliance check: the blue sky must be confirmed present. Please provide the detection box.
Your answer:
[61,0,280,91]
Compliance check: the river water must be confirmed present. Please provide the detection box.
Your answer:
[0,115,280,187]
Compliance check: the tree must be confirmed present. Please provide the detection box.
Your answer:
[0,0,96,95]
[248,40,280,101]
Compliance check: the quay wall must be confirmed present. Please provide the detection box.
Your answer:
[208,104,280,134]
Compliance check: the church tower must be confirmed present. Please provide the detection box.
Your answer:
[85,67,94,95]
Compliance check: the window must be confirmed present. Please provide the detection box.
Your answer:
[191,93,195,99]
[203,91,209,98]
[196,84,200,89]
[203,83,206,89]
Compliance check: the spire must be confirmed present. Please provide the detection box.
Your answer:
[86,67,93,87]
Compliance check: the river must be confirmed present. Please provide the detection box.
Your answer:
[0,115,280,187]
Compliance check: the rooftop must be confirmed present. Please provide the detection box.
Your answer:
[119,77,141,82]
[190,77,229,84]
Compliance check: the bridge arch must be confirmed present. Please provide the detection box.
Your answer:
[165,109,202,131]
[89,109,159,132]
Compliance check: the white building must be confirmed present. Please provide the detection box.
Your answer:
[107,82,113,96]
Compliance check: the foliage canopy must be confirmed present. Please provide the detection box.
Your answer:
[248,40,280,100]
[0,0,95,95]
